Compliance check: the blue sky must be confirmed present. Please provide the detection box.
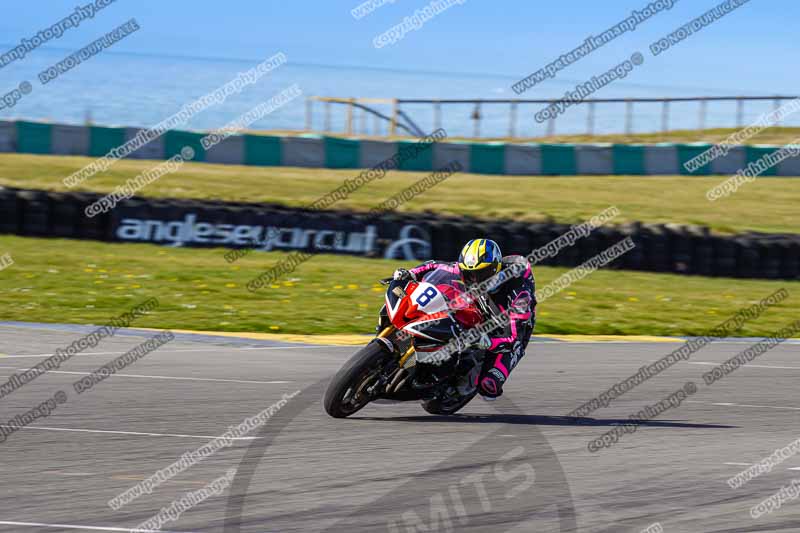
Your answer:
[0,0,793,97]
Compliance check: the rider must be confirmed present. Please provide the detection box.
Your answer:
[393,239,536,399]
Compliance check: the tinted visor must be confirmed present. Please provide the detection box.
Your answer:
[460,266,496,287]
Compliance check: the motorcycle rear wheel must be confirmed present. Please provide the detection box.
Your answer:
[324,341,391,418]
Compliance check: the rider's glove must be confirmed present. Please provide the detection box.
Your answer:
[393,268,415,282]
[476,333,492,350]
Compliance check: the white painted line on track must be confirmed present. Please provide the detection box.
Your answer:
[0,425,263,440]
[1,345,342,358]
[0,520,195,532]
[723,462,751,466]
[687,400,800,411]
[690,362,800,370]
[788,467,800,471]
[22,369,289,385]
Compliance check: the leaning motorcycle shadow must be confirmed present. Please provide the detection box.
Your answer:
[354,413,736,429]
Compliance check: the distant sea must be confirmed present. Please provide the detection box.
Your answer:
[1,47,793,139]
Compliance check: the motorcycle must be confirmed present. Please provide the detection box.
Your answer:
[324,268,493,418]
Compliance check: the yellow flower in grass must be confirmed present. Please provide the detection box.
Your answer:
[283,281,295,287]
[371,287,383,292]
[84,268,94,273]
[130,284,141,289]
[333,285,344,289]
[628,297,639,302]
[269,325,280,330]
[94,280,104,284]
[270,284,280,289]
[225,283,236,288]
[347,284,359,290]
[358,303,369,308]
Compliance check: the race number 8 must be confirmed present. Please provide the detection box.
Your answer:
[415,287,438,306]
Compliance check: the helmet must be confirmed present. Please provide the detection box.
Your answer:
[458,238,502,287]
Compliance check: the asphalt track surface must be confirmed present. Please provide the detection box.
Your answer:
[1,323,800,532]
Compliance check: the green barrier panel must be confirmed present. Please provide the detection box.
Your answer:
[89,126,126,157]
[470,143,506,174]
[677,144,713,175]
[244,135,282,166]
[397,139,434,171]
[324,137,360,169]
[164,130,206,162]
[746,146,780,176]
[612,144,645,175]
[540,144,576,175]
[16,121,52,154]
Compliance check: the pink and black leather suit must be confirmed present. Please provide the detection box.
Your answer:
[409,255,536,398]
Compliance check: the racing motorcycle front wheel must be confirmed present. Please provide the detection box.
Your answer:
[324,341,392,418]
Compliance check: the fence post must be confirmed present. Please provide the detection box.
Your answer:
[661,100,670,132]
[390,98,399,136]
[471,102,482,138]
[587,101,595,135]
[305,98,312,131]
[625,100,633,134]
[345,98,354,135]
[324,101,332,133]
[736,98,744,127]
[360,104,367,134]
[509,101,517,138]
[699,98,707,130]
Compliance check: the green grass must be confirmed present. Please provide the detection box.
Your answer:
[1,154,799,235]
[0,235,796,337]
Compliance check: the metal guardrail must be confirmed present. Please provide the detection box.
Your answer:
[306,95,799,138]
